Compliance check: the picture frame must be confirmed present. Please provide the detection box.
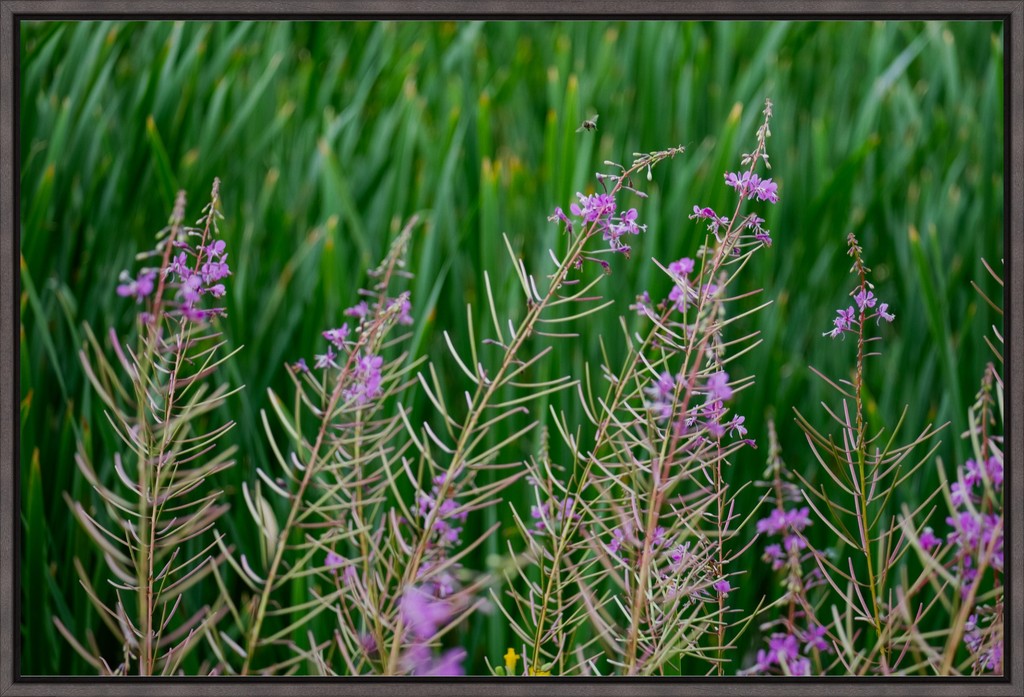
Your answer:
[2,2,1021,695]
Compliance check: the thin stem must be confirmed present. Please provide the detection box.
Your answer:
[621,133,769,672]
[137,184,219,675]
[850,245,885,665]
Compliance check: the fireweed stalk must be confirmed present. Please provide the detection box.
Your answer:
[789,233,946,674]
[234,220,429,675]
[233,219,489,677]
[499,99,780,676]
[61,180,241,675]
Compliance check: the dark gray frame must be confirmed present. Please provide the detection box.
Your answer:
[2,2,1022,695]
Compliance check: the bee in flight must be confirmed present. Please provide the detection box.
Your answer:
[576,114,599,133]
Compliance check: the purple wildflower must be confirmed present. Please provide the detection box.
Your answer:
[727,415,748,437]
[825,306,857,338]
[314,345,338,370]
[645,371,678,421]
[323,324,350,347]
[690,205,717,221]
[200,259,231,284]
[706,419,726,439]
[919,527,940,551]
[344,353,384,405]
[668,284,689,312]
[724,171,779,203]
[786,507,812,531]
[751,177,780,203]
[570,192,616,222]
[724,171,753,195]
[618,207,641,235]
[403,645,467,676]
[706,371,733,401]
[756,509,790,536]
[324,550,345,573]
[547,206,573,234]
[167,251,189,277]
[763,543,786,570]
[689,204,730,238]
[788,657,811,676]
[768,633,800,664]
[607,528,626,556]
[180,303,206,323]
[669,257,695,277]
[782,533,807,553]
[399,586,453,642]
[344,301,370,319]
[753,649,773,673]
[180,273,203,304]
[432,499,465,544]
[416,473,469,548]
[201,240,227,258]
[876,302,895,323]
[116,188,231,324]
[630,291,652,315]
[803,624,830,653]
[854,289,877,310]
[951,481,969,507]
[986,455,1003,487]
[391,296,414,325]
[116,269,157,303]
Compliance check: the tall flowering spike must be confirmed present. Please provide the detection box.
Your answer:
[70,180,238,675]
[240,217,429,677]
[502,102,772,680]
[787,231,982,675]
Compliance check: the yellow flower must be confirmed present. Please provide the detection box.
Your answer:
[503,647,519,672]
[528,666,552,676]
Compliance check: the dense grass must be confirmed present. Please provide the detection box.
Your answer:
[19,20,1003,675]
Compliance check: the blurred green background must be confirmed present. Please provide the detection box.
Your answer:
[19,20,1003,675]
